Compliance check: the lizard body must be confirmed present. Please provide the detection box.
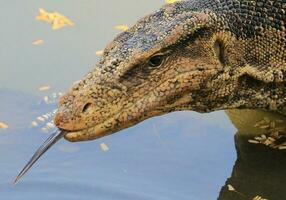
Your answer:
[53,0,286,142]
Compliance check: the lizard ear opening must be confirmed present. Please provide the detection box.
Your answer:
[214,40,226,66]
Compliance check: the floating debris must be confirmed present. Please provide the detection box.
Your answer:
[249,118,286,150]
[227,184,267,200]
[31,121,38,127]
[248,139,260,144]
[252,196,268,200]
[43,114,49,119]
[114,24,129,31]
[31,109,58,134]
[37,117,45,122]
[254,117,281,130]
[38,85,51,91]
[0,122,9,129]
[44,96,49,104]
[165,0,181,4]
[32,39,44,45]
[36,8,53,23]
[227,184,235,191]
[40,120,56,133]
[35,8,74,30]
[100,143,109,152]
[42,92,63,104]
[278,146,286,150]
[46,122,55,129]
[95,50,104,56]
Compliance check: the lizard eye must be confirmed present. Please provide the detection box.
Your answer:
[148,55,164,67]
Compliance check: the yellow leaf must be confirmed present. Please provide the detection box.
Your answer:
[252,196,267,200]
[0,122,9,129]
[38,85,51,91]
[56,13,74,26]
[95,50,104,56]
[35,8,74,30]
[47,13,58,22]
[278,146,286,150]
[52,20,67,30]
[114,24,129,31]
[32,39,44,45]
[165,0,181,4]
[100,143,109,152]
[248,139,259,144]
[35,8,52,23]
[227,184,235,191]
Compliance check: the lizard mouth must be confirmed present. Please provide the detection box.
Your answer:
[62,109,157,142]
[14,98,160,183]
[63,123,108,142]
[62,96,165,142]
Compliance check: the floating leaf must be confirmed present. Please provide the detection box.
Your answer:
[100,143,109,152]
[39,85,51,91]
[35,8,53,23]
[31,121,38,127]
[95,50,104,56]
[32,39,44,45]
[46,122,55,129]
[165,0,180,4]
[37,117,45,122]
[43,96,49,104]
[114,24,129,31]
[227,184,235,191]
[252,195,268,200]
[248,139,259,144]
[36,8,74,30]
[52,13,74,30]
[0,122,9,129]
[278,146,286,150]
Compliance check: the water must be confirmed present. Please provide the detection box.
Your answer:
[0,1,285,200]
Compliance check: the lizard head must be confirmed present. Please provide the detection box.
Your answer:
[54,2,243,142]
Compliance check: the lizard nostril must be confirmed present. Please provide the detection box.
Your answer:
[82,102,92,113]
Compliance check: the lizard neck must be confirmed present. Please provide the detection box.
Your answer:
[225,77,286,115]
[188,71,286,115]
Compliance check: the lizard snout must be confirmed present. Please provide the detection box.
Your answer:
[54,95,96,132]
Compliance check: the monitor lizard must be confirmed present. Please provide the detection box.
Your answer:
[54,0,285,142]
[14,0,286,184]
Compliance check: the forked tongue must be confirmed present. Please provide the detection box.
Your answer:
[14,130,65,184]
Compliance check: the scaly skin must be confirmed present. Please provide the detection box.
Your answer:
[54,0,286,142]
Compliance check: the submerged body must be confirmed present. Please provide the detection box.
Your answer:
[15,0,286,182]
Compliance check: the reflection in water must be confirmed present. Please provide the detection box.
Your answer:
[219,109,286,200]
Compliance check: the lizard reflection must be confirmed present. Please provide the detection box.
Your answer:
[218,109,286,200]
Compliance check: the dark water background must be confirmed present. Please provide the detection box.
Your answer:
[0,1,285,200]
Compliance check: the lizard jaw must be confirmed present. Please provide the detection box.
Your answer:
[62,99,164,142]
[63,109,162,142]
[63,120,115,142]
